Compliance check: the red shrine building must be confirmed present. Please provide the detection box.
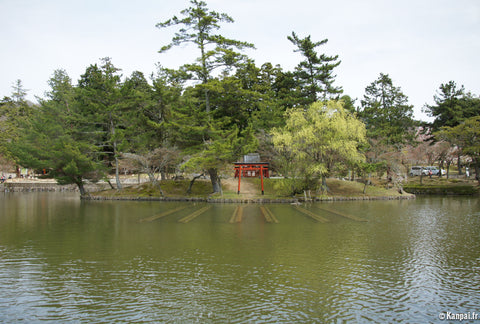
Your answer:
[234,153,269,195]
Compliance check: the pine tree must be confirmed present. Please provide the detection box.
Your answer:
[156,0,254,112]
[9,71,104,195]
[288,32,342,104]
[360,73,416,148]
[423,81,480,131]
[76,58,125,189]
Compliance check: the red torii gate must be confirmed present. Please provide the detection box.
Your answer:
[234,162,269,195]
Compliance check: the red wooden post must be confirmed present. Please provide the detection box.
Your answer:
[234,162,268,195]
[237,165,241,194]
[260,165,264,195]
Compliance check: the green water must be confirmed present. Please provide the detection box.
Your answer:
[0,193,479,323]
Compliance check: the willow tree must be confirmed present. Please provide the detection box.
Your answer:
[271,101,366,193]
[156,0,254,112]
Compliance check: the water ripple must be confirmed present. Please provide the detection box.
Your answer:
[1,197,480,323]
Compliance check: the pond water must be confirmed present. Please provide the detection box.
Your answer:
[0,193,479,323]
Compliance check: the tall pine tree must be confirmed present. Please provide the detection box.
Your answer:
[288,31,342,104]
[360,73,415,148]
[423,81,480,131]
[9,70,104,195]
[76,58,125,189]
[156,0,254,112]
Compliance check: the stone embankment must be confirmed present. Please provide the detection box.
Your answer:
[0,182,108,193]
[82,194,415,203]
[82,195,303,203]
[1,182,75,192]
[1,176,150,193]
[1,178,416,202]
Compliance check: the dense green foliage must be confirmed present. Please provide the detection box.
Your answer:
[287,32,342,104]
[2,1,479,194]
[424,81,480,176]
[9,83,105,195]
[434,116,480,184]
[359,73,416,148]
[0,81,33,160]
[271,101,367,193]
[423,81,480,132]
[156,0,254,113]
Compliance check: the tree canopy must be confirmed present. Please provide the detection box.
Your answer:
[288,32,342,104]
[9,79,105,195]
[156,0,254,112]
[360,73,416,148]
[423,81,480,132]
[2,1,479,195]
[271,101,366,193]
[435,116,480,184]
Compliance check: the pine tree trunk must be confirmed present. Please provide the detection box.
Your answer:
[110,113,122,190]
[114,152,122,189]
[106,179,115,189]
[208,168,222,193]
[204,88,210,113]
[199,37,210,113]
[187,173,204,194]
[77,179,86,197]
[474,160,480,185]
[457,153,462,175]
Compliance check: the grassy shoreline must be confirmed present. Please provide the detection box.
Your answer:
[403,176,479,195]
[3,176,477,200]
[87,178,417,202]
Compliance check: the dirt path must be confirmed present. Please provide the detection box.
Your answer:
[222,178,259,197]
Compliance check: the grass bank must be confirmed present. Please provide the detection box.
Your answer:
[89,177,414,201]
[403,176,479,195]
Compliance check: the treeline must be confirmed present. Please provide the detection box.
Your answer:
[1,0,479,194]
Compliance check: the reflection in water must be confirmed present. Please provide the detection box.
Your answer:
[0,193,479,322]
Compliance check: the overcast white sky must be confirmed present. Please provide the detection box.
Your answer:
[1,0,479,121]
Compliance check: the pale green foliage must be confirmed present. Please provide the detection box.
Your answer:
[271,101,366,191]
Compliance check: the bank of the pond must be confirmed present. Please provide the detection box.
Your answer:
[83,178,416,203]
[1,178,419,202]
[403,184,479,195]
[82,195,415,203]
[403,177,479,196]
[0,181,109,193]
